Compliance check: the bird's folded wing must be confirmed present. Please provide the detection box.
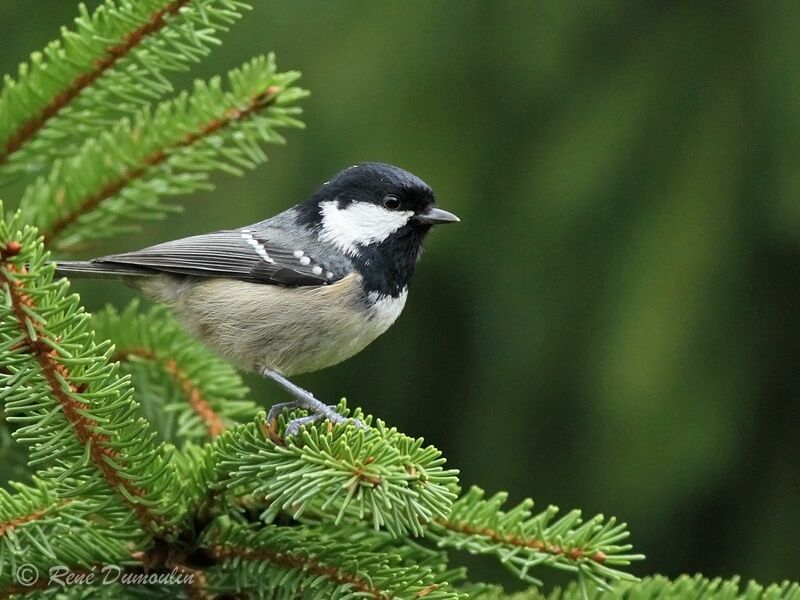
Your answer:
[93,230,339,286]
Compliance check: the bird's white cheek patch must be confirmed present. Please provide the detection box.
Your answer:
[318,200,413,255]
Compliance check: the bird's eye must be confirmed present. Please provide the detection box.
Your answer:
[382,195,401,210]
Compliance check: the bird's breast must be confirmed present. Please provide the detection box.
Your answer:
[365,288,408,331]
[148,274,408,376]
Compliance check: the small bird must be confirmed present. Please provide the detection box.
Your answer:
[56,163,459,435]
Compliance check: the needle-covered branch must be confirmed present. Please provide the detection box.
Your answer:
[470,575,800,600]
[19,55,306,251]
[0,479,137,591]
[428,487,643,589]
[0,478,69,581]
[0,213,182,536]
[200,517,464,599]
[0,0,250,182]
[92,301,258,444]
[214,409,460,537]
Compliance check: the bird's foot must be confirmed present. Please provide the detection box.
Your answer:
[261,368,364,437]
[268,399,357,437]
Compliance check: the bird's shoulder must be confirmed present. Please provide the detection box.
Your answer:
[243,209,354,281]
[94,209,354,287]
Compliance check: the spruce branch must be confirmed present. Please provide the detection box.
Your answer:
[170,442,220,521]
[0,0,250,182]
[200,517,464,599]
[0,480,138,592]
[470,575,800,600]
[596,576,800,600]
[0,212,182,535]
[19,55,306,251]
[213,410,460,537]
[0,479,67,565]
[428,487,643,589]
[92,301,257,444]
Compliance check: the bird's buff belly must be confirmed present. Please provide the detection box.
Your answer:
[138,274,407,376]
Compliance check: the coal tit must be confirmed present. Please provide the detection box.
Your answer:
[56,163,459,435]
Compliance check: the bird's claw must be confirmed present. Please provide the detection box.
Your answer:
[266,401,298,425]
[284,413,325,437]
[271,401,364,438]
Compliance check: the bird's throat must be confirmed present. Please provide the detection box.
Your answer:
[351,227,427,297]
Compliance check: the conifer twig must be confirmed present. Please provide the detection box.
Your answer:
[214,412,459,537]
[200,518,463,599]
[468,575,800,600]
[0,480,70,540]
[41,86,279,244]
[0,0,190,167]
[205,543,386,597]
[0,0,251,182]
[0,214,183,536]
[434,516,608,564]
[428,487,643,587]
[19,55,306,251]
[0,242,161,528]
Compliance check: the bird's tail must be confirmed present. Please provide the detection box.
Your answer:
[54,261,151,280]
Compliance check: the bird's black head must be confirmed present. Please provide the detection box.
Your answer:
[298,162,459,296]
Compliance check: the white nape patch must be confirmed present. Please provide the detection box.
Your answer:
[367,288,408,330]
[312,266,323,275]
[240,232,274,264]
[293,250,304,258]
[318,200,413,256]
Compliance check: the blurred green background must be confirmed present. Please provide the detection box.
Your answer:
[1,0,798,589]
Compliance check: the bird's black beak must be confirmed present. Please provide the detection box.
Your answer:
[414,207,460,225]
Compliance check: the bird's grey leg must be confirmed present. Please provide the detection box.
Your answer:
[260,367,361,436]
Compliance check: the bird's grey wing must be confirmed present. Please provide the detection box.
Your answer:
[93,230,342,286]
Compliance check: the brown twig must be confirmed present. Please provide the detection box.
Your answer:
[352,456,383,486]
[42,86,281,244]
[434,518,608,564]
[0,497,74,542]
[206,543,389,599]
[0,507,52,539]
[114,347,226,439]
[0,242,165,529]
[0,0,191,166]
